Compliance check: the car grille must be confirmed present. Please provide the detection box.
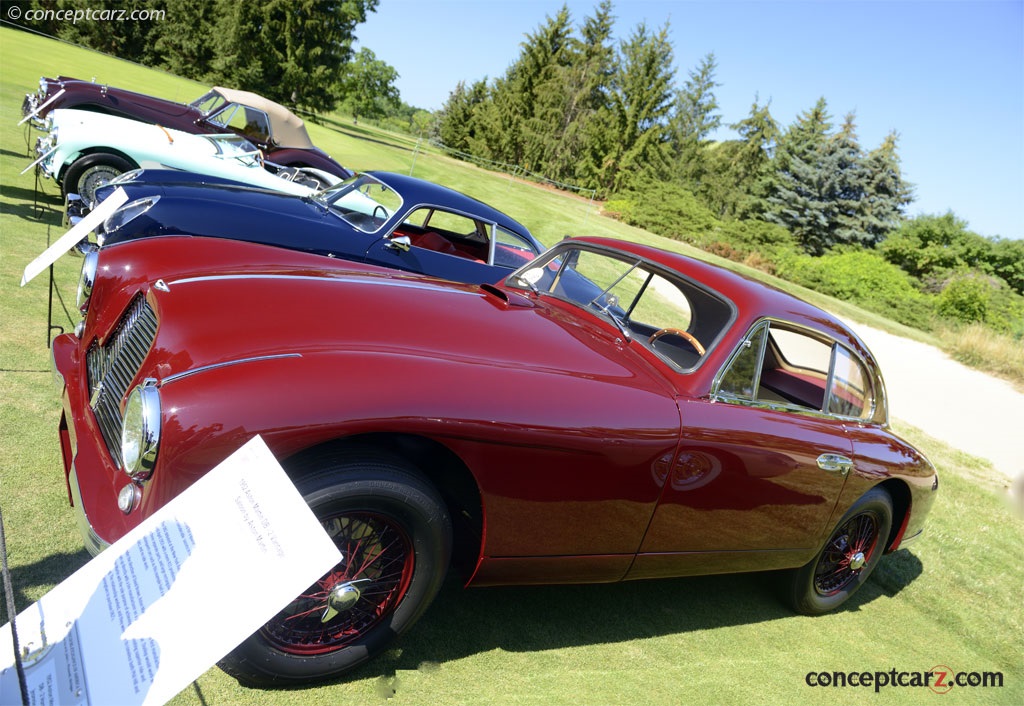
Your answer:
[86,295,158,468]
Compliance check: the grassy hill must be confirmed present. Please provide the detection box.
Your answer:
[1,27,1021,705]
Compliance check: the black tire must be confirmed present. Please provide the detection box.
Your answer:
[788,486,893,615]
[61,153,134,203]
[218,449,452,686]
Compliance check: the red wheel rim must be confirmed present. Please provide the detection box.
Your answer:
[261,511,414,655]
[814,512,880,596]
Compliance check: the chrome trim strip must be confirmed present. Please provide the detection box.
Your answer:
[162,353,302,384]
[68,460,111,556]
[166,273,478,296]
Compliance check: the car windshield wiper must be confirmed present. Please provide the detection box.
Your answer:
[591,300,631,342]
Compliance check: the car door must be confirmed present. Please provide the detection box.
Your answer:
[364,207,507,285]
[629,320,856,580]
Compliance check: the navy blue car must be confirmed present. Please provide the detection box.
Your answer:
[86,170,543,285]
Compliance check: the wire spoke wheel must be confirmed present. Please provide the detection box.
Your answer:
[789,486,893,615]
[813,512,880,596]
[218,451,451,686]
[261,512,414,655]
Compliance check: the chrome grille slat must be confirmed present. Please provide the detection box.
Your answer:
[86,295,158,468]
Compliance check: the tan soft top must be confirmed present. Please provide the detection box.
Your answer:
[213,87,314,149]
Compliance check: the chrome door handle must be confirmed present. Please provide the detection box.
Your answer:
[817,453,853,475]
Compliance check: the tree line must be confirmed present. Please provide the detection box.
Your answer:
[435,2,1021,335]
[12,0,1021,337]
[10,0,407,120]
[436,2,914,253]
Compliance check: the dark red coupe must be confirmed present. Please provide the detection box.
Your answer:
[23,76,350,181]
[52,235,937,685]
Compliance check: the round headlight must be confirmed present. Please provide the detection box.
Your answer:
[121,383,161,480]
[77,248,99,310]
[102,195,159,234]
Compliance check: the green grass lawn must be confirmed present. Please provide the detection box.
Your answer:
[1,27,1022,705]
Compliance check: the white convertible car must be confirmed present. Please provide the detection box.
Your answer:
[29,109,338,204]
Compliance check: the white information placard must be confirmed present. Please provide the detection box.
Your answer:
[0,436,342,705]
[20,187,129,286]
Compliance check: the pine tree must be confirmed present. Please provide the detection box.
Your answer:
[862,131,914,240]
[672,53,722,191]
[601,21,676,193]
[154,0,219,81]
[729,96,779,217]
[211,0,378,113]
[766,98,834,253]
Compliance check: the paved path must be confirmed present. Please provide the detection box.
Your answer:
[842,319,1023,483]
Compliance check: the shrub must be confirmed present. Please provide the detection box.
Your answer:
[937,272,1024,336]
[937,274,990,325]
[775,249,936,330]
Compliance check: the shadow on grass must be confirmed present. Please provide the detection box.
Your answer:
[314,115,417,155]
[334,548,924,685]
[0,548,93,623]
[1,146,33,160]
[0,182,63,225]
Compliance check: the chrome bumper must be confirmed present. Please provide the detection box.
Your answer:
[52,338,112,557]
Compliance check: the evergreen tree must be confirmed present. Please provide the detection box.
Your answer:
[817,112,872,250]
[862,130,914,239]
[517,6,575,172]
[55,0,163,65]
[766,98,835,253]
[601,21,676,193]
[728,96,779,218]
[551,1,617,182]
[211,0,378,113]
[672,53,722,191]
[154,0,218,81]
[437,79,489,154]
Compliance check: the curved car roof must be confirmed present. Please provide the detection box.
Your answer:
[370,171,533,238]
[212,86,314,150]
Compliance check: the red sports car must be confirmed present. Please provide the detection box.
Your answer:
[22,76,350,182]
[52,235,937,685]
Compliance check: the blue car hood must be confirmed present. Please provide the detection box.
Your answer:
[99,180,361,257]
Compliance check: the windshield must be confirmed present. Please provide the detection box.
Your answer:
[314,174,403,233]
[190,90,227,115]
[511,244,733,370]
[202,134,262,165]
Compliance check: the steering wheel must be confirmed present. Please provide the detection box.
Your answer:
[648,328,706,356]
[373,205,387,220]
[256,149,265,168]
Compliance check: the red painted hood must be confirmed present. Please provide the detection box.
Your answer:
[145,267,669,396]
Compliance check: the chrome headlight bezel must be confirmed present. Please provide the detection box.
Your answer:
[121,382,161,481]
[77,248,99,311]
[102,194,159,234]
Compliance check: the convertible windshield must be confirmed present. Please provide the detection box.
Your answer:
[314,174,403,233]
[203,134,262,164]
[512,244,733,370]
[190,90,227,115]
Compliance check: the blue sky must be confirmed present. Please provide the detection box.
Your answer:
[357,0,1023,241]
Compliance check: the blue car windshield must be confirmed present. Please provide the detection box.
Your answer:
[314,174,403,234]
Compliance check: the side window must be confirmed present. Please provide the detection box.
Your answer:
[224,106,272,143]
[494,226,538,268]
[716,322,871,419]
[421,209,479,237]
[827,346,872,419]
[717,325,767,399]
